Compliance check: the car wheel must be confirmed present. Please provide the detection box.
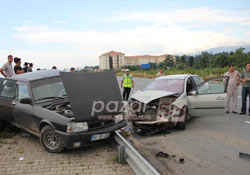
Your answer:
[40,125,65,153]
[176,107,188,130]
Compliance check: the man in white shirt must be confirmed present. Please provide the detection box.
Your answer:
[224,64,241,114]
[0,55,15,78]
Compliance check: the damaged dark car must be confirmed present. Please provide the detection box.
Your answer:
[0,70,126,153]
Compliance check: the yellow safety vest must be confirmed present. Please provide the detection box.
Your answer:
[123,74,133,88]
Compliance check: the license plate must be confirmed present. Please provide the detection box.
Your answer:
[91,133,110,141]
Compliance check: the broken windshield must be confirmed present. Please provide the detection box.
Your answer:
[144,79,184,94]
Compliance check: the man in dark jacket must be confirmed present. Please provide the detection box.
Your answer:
[14,57,24,74]
[240,62,250,115]
[23,62,29,73]
[27,63,33,72]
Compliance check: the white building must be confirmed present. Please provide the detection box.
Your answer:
[99,51,174,70]
[99,51,125,70]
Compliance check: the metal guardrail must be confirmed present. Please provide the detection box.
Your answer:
[114,130,161,175]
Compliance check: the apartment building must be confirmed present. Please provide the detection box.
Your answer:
[99,51,173,70]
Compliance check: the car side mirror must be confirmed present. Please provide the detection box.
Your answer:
[20,98,32,105]
[190,90,197,96]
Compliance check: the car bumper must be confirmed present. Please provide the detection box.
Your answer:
[55,120,127,149]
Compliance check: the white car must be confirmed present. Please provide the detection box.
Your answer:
[129,74,229,134]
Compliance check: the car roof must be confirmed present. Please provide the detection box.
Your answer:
[9,70,61,82]
[156,74,198,80]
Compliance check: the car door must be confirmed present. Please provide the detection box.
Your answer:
[0,78,16,122]
[188,76,229,117]
[12,82,38,133]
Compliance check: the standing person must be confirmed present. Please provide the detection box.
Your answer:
[224,64,241,114]
[0,55,14,78]
[156,69,164,77]
[70,67,75,72]
[27,63,33,72]
[121,69,134,101]
[23,62,29,73]
[240,62,250,115]
[14,57,24,74]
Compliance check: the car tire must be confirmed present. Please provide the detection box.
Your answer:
[176,107,188,130]
[40,125,65,153]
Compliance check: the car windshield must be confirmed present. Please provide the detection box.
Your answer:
[144,79,184,94]
[30,77,67,102]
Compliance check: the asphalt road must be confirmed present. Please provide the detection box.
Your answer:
[117,76,250,175]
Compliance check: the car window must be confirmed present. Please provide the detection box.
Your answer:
[0,79,16,98]
[197,77,227,95]
[192,76,202,86]
[16,84,30,100]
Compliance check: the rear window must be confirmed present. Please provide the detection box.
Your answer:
[0,79,16,98]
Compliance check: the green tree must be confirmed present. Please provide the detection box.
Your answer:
[195,52,212,69]
[188,56,194,67]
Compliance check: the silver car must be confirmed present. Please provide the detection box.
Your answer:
[129,74,229,134]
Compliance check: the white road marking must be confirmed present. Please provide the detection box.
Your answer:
[244,121,250,124]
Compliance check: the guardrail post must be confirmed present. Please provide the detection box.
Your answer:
[118,145,127,164]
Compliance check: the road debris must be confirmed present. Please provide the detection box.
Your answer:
[120,128,131,137]
[133,124,171,136]
[179,158,185,164]
[171,154,176,158]
[239,152,250,161]
[156,151,169,158]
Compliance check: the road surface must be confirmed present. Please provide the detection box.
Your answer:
[117,76,250,175]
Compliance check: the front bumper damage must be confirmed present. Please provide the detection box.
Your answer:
[55,120,127,149]
[129,97,186,135]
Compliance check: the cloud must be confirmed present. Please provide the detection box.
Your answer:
[240,21,250,26]
[10,6,250,67]
[12,25,50,32]
[105,7,250,26]
[53,20,69,24]
[12,24,245,56]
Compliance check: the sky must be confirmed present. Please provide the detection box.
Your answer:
[0,0,250,70]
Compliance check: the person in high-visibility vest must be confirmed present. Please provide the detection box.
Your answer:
[121,69,134,101]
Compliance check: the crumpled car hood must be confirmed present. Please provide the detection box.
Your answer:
[131,90,177,104]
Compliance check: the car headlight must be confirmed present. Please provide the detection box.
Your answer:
[67,122,88,133]
[132,103,139,110]
[114,114,124,123]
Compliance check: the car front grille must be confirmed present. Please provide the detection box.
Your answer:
[88,119,115,130]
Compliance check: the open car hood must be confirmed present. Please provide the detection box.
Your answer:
[60,72,122,121]
[131,90,177,104]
